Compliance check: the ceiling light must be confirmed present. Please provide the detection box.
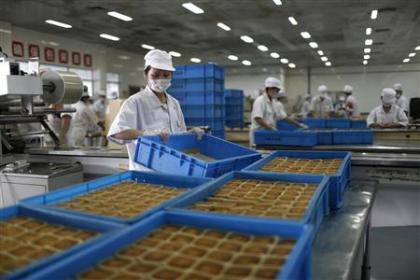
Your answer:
[325,61,332,67]
[365,39,373,45]
[408,52,416,57]
[240,35,254,43]
[49,41,59,46]
[228,55,239,61]
[242,60,252,66]
[364,54,370,59]
[45,19,72,29]
[169,51,181,57]
[182,2,204,14]
[300,32,311,39]
[364,48,371,53]
[321,56,328,62]
[415,46,420,51]
[403,58,410,63]
[118,55,130,60]
[309,42,318,48]
[257,45,268,52]
[280,58,289,64]
[288,63,296,68]
[99,33,120,41]
[190,57,201,63]
[363,60,368,65]
[371,10,378,20]
[317,50,324,56]
[288,17,298,25]
[366,27,372,35]
[107,11,133,22]
[217,22,231,31]
[0,28,12,34]
[270,52,280,58]
[273,0,282,5]
[141,44,154,50]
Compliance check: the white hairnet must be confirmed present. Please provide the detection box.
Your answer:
[265,77,282,89]
[381,88,396,105]
[144,49,175,71]
[343,85,353,93]
[393,83,402,91]
[318,85,328,93]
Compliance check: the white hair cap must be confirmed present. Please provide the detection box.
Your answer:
[393,83,402,91]
[343,85,353,93]
[265,77,282,89]
[144,49,175,71]
[318,85,328,93]
[381,88,396,105]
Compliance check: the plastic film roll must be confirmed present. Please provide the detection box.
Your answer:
[41,70,83,104]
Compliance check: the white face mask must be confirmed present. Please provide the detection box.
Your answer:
[148,79,171,93]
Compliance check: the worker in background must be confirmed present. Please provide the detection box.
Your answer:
[343,85,359,118]
[108,49,203,170]
[93,91,108,122]
[367,88,408,129]
[309,85,334,118]
[300,94,311,118]
[46,103,73,146]
[274,90,308,129]
[335,96,347,118]
[393,83,409,116]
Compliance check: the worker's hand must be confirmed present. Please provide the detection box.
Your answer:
[189,127,205,140]
[299,123,309,129]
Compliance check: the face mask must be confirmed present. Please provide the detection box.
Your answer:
[148,79,171,92]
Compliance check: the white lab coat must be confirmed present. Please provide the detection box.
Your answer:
[309,95,334,118]
[108,86,187,170]
[366,105,408,127]
[396,95,409,113]
[71,101,98,147]
[250,93,278,146]
[273,100,288,120]
[93,99,108,121]
[300,100,311,118]
[345,95,359,117]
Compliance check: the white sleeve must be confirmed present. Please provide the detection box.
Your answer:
[401,97,409,112]
[251,98,265,120]
[397,107,409,126]
[309,98,316,111]
[107,99,137,144]
[366,109,376,126]
[273,102,287,120]
[174,100,187,132]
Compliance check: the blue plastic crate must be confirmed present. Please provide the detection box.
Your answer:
[170,90,224,105]
[181,105,225,119]
[276,120,298,131]
[169,171,330,238]
[224,89,244,98]
[333,129,374,144]
[211,129,225,139]
[135,133,261,178]
[28,211,313,280]
[225,120,244,129]
[302,118,326,129]
[314,129,334,145]
[0,205,123,280]
[254,130,318,147]
[325,118,351,128]
[173,64,225,80]
[21,171,210,225]
[351,120,368,129]
[243,150,352,210]
[171,77,224,92]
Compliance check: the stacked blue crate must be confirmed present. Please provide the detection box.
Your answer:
[169,64,225,138]
[225,89,244,129]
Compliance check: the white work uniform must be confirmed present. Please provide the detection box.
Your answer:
[300,100,311,118]
[345,95,359,117]
[396,95,409,113]
[309,95,334,118]
[108,86,187,170]
[367,105,408,127]
[273,100,287,120]
[71,101,98,147]
[93,100,108,121]
[250,93,277,146]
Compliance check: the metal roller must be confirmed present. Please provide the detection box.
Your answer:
[41,70,83,105]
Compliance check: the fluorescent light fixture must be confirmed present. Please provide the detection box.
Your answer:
[364,54,370,59]
[288,63,296,68]
[107,11,133,22]
[365,39,373,45]
[371,10,378,20]
[190,57,201,63]
[325,61,332,67]
[270,52,280,58]
[403,58,410,63]
[228,55,239,61]
[280,58,289,64]
[169,51,181,57]
[366,27,372,35]
[118,55,130,60]
[99,33,120,41]
[257,45,268,52]
[321,56,328,62]
[182,2,204,14]
[309,42,318,48]
[364,48,371,53]
[300,32,311,39]
[415,46,420,51]
[273,0,282,6]
[217,22,231,31]
[0,28,11,34]
[242,60,252,66]
[317,50,324,56]
[45,19,72,29]
[288,17,298,25]
[141,44,154,50]
[363,60,368,65]
[49,41,59,46]
[408,52,416,57]
[240,35,254,43]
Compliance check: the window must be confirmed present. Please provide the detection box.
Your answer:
[106,72,120,98]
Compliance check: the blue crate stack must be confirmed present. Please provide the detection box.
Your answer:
[225,89,244,129]
[169,64,225,138]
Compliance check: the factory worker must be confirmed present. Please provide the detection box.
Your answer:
[343,85,359,118]
[300,94,312,118]
[309,85,334,118]
[274,90,308,129]
[367,88,408,129]
[93,91,108,122]
[46,103,73,146]
[108,49,202,170]
[394,83,409,115]
[335,96,347,118]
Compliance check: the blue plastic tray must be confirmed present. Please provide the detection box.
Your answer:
[181,104,225,119]
[135,133,261,178]
[0,205,123,280]
[28,211,313,280]
[173,64,225,80]
[313,129,334,145]
[351,120,368,129]
[170,90,225,105]
[276,120,298,131]
[302,118,326,129]
[254,130,318,147]
[244,150,352,210]
[171,77,224,92]
[21,171,210,224]
[333,129,374,144]
[224,89,244,98]
[169,171,330,237]
[325,118,351,128]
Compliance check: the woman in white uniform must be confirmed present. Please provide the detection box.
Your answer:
[343,85,359,118]
[309,85,334,118]
[72,90,100,147]
[108,49,201,170]
[393,83,409,115]
[367,88,408,129]
[300,94,311,118]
